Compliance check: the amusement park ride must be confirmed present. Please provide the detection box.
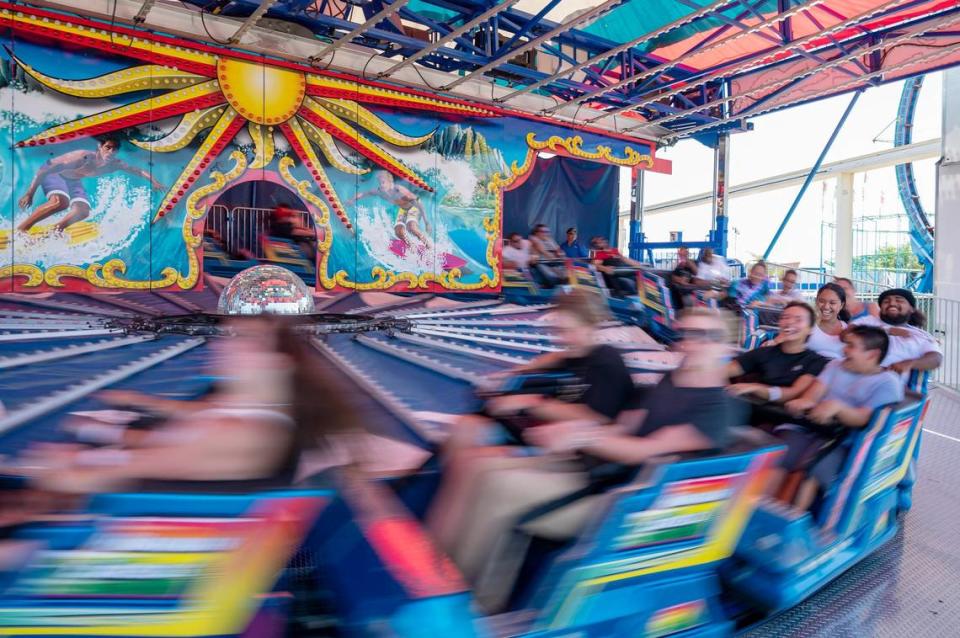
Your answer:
[0,0,958,636]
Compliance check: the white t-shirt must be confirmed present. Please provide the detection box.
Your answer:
[768,287,804,305]
[808,323,847,359]
[530,234,561,257]
[696,256,729,282]
[851,316,942,367]
[503,239,532,269]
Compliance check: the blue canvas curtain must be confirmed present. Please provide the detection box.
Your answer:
[503,156,619,246]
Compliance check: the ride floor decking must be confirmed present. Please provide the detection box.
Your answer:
[744,386,960,637]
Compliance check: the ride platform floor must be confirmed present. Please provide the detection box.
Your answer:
[743,386,960,637]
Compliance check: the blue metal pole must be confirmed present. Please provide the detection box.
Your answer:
[763,89,862,261]
[628,168,645,261]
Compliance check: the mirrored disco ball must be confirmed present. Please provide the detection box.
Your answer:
[217,265,316,316]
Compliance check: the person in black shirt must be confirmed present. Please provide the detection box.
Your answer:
[529,308,737,458]
[430,308,737,611]
[451,288,633,446]
[669,264,696,310]
[727,302,829,407]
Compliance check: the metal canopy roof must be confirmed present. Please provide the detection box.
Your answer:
[27,0,960,144]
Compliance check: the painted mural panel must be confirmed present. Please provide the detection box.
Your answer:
[0,2,655,294]
[0,31,12,292]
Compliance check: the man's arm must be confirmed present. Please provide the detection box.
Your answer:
[346,189,377,205]
[785,378,828,414]
[834,404,874,427]
[578,424,712,465]
[728,373,818,403]
[891,351,942,374]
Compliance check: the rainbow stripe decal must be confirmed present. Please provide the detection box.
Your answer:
[645,600,706,638]
[870,416,913,476]
[615,475,738,551]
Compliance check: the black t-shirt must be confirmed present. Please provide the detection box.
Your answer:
[628,374,739,448]
[734,345,828,387]
[554,344,633,420]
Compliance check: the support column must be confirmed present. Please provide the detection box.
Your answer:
[835,172,854,278]
[628,167,645,261]
[936,68,960,302]
[711,133,730,257]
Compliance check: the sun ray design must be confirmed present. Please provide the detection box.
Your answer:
[14,57,207,98]
[16,80,225,147]
[154,106,246,221]
[3,2,499,231]
[300,97,432,192]
[316,98,433,147]
[305,75,496,118]
[300,121,368,176]
[279,117,352,232]
[248,122,276,170]
[131,105,227,152]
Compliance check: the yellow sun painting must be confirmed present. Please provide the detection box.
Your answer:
[4,4,498,233]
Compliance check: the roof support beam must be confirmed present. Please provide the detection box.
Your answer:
[228,0,278,44]
[544,0,824,115]
[588,0,925,123]
[133,0,156,24]
[645,10,960,137]
[442,0,624,91]
[379,0,520,78]
[312,0,413,61]
[498,0,735,103]
[669,44,960,140]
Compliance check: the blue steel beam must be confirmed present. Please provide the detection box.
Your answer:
[762,90,861,260]
[494,0,562,57]
[497,0,737,102]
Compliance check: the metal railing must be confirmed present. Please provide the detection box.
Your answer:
[763,260,894,295]
[923,297,960,393]
[205,205,313,258]
[641,250,744,280]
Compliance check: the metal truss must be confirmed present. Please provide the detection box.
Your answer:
[82,0,960,139]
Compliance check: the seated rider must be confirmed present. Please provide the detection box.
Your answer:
[694,247,729,286]
[268,205,316,261]
[852,288,942,378]
[727,261,770,310]
[428,308,738,611]
[776,325,903,510]
[726,301,829,426]
[834,277,879,321]
[5,317,360,496]
[589,236,643,297]
[807,283,850,359]
[502,232,564,288]
[767,269,803,306]
[669,264,696,309]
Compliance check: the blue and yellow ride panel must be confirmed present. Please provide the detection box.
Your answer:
[0,492,328,637]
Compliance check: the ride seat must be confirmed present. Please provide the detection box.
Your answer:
[492,432,783,633]
[726,394,926,610]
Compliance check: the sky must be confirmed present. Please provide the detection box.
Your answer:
[625,72,945,269]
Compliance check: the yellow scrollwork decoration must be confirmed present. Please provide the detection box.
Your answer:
[0,264,43,287]
[525,133,654,168]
